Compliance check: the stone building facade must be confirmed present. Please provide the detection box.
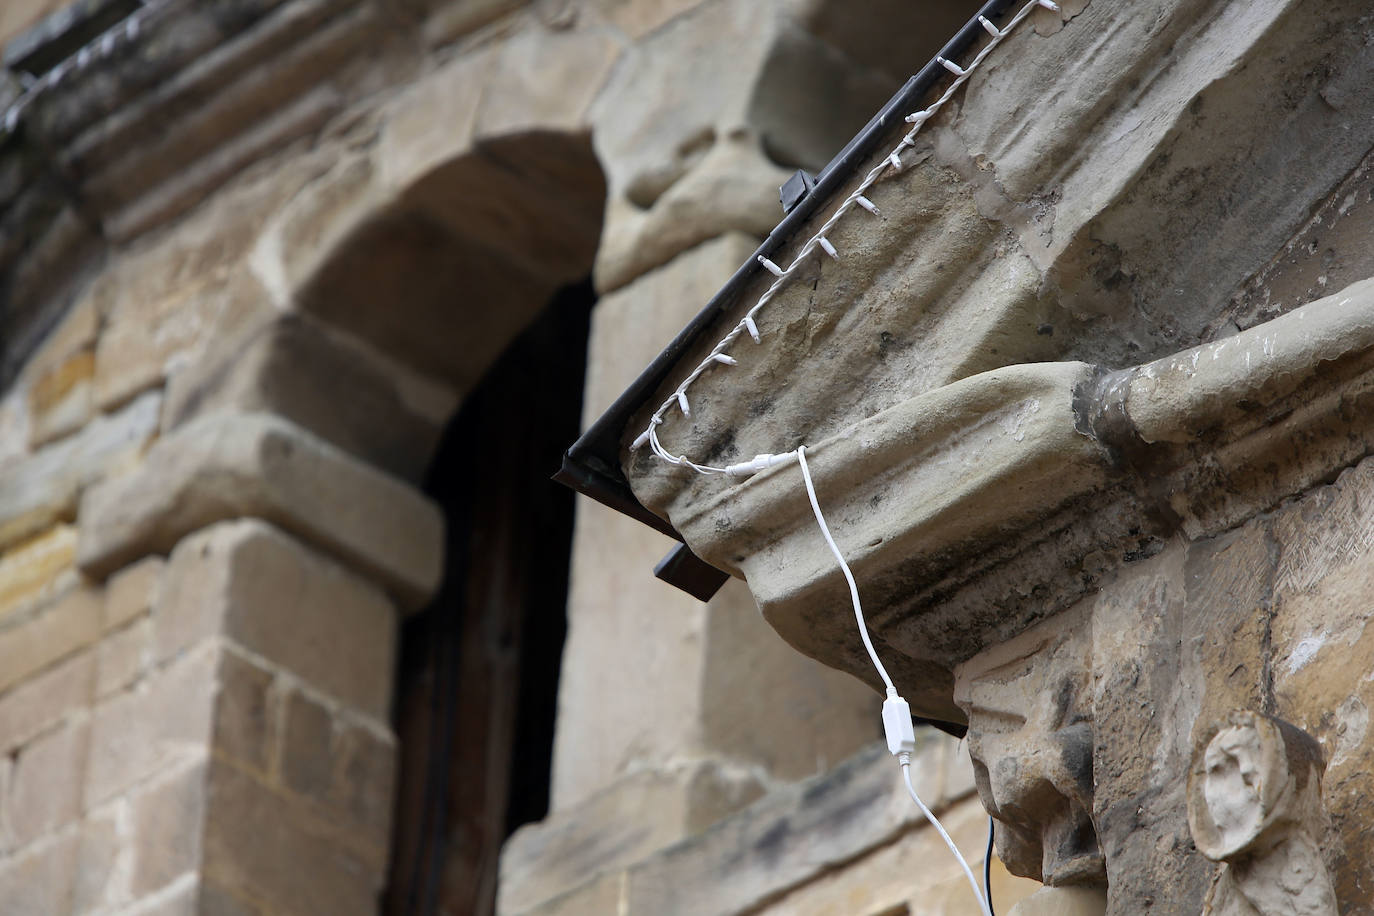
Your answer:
[0,0,1370,914]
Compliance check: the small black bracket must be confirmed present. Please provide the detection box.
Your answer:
[653,542,730,602]
[779,169,817,215]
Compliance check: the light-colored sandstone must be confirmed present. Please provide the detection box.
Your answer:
[211,649,276,777]
[0,524,78,622]
[751,795,1040,916]
[619,737,965,916]
[22,296,99,448]
[129,758,209,898]
[201,759,382,915]
[72,807,120,914]
[155,519,398,717]
[0,831,78,915]
[423,0,525,47]
[0,647,93,753]
[161,313,443,482]
[77,412,442,608]
[95,618,151,698]
[508,734,974,916]
[474,26,621,138]
[501,763,764,915]
[279,689,396,840]
[27,350,94,448]
[6,719,89,849]
[93,268,271,412]
[590,0,708,38]
[955,607,1101,888]
[84,644,217,807]
[0,581,101,695]
[0,0,65,48]
[103,556,163,631]
[0,391,162,553]
[1189,712,1337,916]
[1006,887,1108,916]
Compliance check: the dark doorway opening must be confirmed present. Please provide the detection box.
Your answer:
[385,279,595,916]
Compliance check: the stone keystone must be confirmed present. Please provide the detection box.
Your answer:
[76,412,443,608]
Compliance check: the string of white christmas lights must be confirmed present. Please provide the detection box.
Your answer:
[631,6,1061,913]
[1,0,176,136]
[633,0,1058,460]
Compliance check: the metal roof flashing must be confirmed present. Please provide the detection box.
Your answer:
[554,0,1020,599]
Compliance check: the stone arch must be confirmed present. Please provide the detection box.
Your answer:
[257,129,605,400]
[239,78,615,916]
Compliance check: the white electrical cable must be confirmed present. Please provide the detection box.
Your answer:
[796,446,992,916]
[903,760,994,916]
[795,446,895,695]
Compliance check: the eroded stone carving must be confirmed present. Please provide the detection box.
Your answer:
[953,608,1106,892]
[1188,711,1337,916]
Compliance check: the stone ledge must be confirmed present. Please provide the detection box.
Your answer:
[76,411,443,608]
[502,734,974,916]
[632,275,1374,721]
[162,312,442,483]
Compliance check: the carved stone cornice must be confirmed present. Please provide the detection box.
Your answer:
[628,278,1374,722]
[621,0,1374,722]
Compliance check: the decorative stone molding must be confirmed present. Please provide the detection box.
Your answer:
[628,276,1374,721]
[76,411,444,607]
[1188,711,1338,916]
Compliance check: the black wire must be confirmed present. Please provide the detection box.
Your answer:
[984,816,996,916]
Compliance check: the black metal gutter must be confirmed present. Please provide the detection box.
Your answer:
[555,0,1022,566]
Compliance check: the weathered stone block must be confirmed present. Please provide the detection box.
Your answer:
[620,738,953,916]
[748,794,1038,916]
[423,0,523,46]
[162,313,442,482]
[593,136,787,293]
[77,412,443,609]
[0,831,77,915]
[519,870,625,916]
[72,806,120,914]
[84,644,217,806]
[212,649,275,775]
[6,719,89,849]
[280,689,396,841]
[202,760,381,915]
[0,390,162,553]
[0,525,78,622]
[26,349,93,449]
[95,617,151,698]
[17,293,97,382]
[589,0,710,38]
[94,268,271,412]
[130,758,208,897]
[380,51,491,195]
[156,519,398,717]
[0,580,101,695]
[0,647,93,753]
[500,768,712,915]
[103,555,163,631]
[474,27,621,138]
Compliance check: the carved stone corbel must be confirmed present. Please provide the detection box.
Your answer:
[953,608,1105,893]
[1187,711,1337,916]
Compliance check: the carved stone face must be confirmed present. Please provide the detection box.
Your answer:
[1202,725,1266,854]
[953,611,1107,888]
